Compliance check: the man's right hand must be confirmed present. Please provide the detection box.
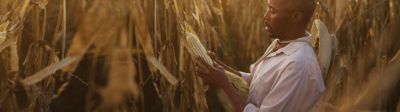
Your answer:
[207,51,241,76]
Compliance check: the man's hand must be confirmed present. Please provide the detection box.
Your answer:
[195,56,246,112]
[207,51,241,76]
[195,57,230,88]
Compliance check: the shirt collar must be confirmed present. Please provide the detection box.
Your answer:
[267,34,312,57]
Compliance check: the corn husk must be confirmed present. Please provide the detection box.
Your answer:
[311,19,332,76]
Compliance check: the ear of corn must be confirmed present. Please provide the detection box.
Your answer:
[185,31,213,65]
[311,19,332,76]
[224,70,249,98]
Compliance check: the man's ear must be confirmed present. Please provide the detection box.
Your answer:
[291,12,304,24]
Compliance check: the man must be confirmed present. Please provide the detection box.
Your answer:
[195,0,325,111]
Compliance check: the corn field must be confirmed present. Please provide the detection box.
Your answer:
[0,0,399,112]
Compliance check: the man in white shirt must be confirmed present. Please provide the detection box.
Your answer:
[195,0,325,112]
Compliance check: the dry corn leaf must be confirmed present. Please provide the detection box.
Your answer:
[0,34,17,52]
[0,32,5,44]
[0,21,9,46]
[147,57,178,86]
[132,0,158,74]
[224,71,248,97]
[62,21,100,72]
[21,56,79,86]
[10,44,18,72]
[18,0,34,19]
[335,0,348,32]
[132,0,155,58]
[390,50,400,63]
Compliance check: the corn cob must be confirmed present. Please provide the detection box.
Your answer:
[184,31,249,97]
[185,32,213,65]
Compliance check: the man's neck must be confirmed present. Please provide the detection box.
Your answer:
[273,30,307,50]
[280,30,307,41]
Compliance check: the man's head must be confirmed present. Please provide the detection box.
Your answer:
[264,0,316,40]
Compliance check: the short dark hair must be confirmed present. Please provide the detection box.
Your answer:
[284,0,317,24]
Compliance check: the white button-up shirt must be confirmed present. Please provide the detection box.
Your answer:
[240,35,325,112]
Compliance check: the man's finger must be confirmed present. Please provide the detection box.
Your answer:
[196,66,209,74]
[207,51,220,65]
[207,51,215,56]
[195,57,213,70]
[207,51,216,59]
[196,71,212,80]
[195,61,209,71]
[197,70,211,82]
[214,64,224,70]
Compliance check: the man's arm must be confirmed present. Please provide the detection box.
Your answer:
[239,72,252,84]
[221,80,247,112]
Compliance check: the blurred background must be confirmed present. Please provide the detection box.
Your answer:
[0,0,399,112]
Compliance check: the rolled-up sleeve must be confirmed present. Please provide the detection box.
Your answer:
[244,103,259,112]
[239,71,251,83]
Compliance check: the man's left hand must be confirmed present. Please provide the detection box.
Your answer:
[195,57,230,88]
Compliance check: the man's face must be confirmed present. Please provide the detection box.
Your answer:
[264,0,293,39]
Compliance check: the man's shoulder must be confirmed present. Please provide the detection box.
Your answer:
[286,44,318,65]
[280,45,322,77]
